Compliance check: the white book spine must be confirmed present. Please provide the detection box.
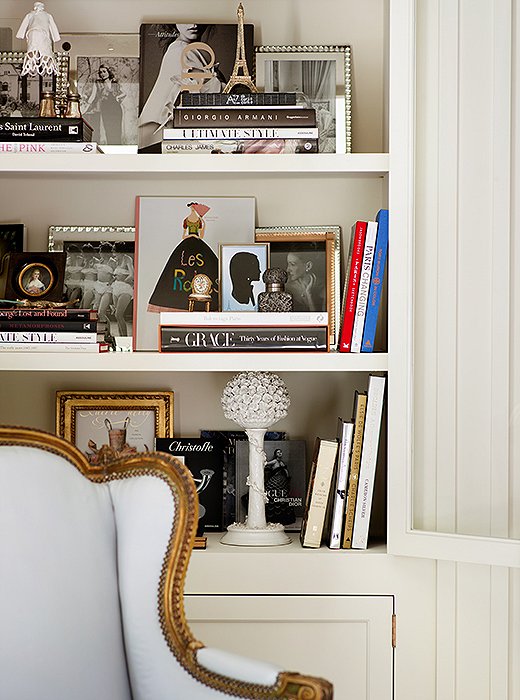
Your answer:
[329,421,354,549]
[0,342,107,352]
[350,221,378,353]
[0,331,98,343]
[351,375,386,549]
[0,142,98,153]
[162,127,318,140]
[159,311,328,326]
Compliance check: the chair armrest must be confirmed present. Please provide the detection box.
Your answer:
[197,646,281,686]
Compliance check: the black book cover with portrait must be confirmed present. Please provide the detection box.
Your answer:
[155,437,224,532]
[138,23,254,153]
[235,439,307,532]
[200,430,286,528]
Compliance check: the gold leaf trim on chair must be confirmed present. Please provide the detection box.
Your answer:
[0,426,333,700]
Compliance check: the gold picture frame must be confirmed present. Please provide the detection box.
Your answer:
[255,226,340,348]
[56,390,174,471]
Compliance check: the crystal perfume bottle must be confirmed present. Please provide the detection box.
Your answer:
[258,268,293,312]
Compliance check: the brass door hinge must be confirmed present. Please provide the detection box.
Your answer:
[392,614,397,648]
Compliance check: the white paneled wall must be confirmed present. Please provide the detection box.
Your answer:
[415,1,518,698]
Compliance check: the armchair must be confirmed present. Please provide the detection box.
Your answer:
[0,426,333,700]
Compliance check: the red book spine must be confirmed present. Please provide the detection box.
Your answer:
[338,221,367,352]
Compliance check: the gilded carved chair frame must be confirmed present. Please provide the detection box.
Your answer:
[0,426,333,700]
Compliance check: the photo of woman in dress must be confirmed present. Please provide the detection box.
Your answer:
[78,56,139,145]
[148,202,219,312]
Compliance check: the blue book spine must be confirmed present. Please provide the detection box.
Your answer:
[361,209,389,352]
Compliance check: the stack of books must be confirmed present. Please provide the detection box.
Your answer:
[300,373,386,550]
[161,92,318,154]
[338,209,389,353]
[0,116,97,154]
[0,307,110,352]
[158,311,329,352]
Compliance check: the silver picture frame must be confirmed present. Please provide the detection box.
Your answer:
[254,45,352,154]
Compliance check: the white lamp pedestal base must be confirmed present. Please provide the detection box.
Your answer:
[220,522,291,547]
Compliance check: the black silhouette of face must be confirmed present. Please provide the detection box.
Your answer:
[229,252,261,305]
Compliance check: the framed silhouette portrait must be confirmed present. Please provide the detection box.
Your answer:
[219,243,269,312]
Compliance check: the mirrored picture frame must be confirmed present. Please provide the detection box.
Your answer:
[254,45,352,154]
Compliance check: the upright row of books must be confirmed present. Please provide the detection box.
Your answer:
[339,209,389,353]
[300,373,386,550]
[0,307,110,352]
[162,92,319,155]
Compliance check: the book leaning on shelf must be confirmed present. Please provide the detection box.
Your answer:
[342,391,368,548]
[350,374,386,549]
[300,438,339,548]
[329,417,354,549]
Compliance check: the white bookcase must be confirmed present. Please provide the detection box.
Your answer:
[2,1,518,698]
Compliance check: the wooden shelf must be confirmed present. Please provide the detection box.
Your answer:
[0,350,389,373]
[0,152,389,175]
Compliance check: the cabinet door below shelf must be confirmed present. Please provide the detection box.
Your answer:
[185,594,394,700]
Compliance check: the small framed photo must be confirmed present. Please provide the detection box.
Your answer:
[0,51,69,116]
[56,390,174,470]
[255,45,352,154]
[255,226,340,347]
[48,226,135,346]
[219,243,269,312]
[59,34,139,149]
[4,251,66,302]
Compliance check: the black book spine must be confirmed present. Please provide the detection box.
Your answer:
[160,326,329,352]
[0,309,98,321]
[173,108,316,128]
[0,320,98,331]
[0,117,92,142]
[180,92,298,107]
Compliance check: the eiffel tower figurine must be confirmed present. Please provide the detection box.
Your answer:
[223,3,258,94]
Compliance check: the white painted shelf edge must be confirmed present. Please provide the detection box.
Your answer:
[0,351,389,372]
[0,152,389,174]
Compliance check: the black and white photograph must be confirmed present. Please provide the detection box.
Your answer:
[0,55,40,116]
[236,439,307,532]
[219,243,268,312]
[138,23,254,152]
[256,226,341,347]
[255,46,352,154]
[0,223,25,296]
[48,226,135,346]
[77,56,139,145]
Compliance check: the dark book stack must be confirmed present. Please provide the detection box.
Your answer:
[0,117,95,153]
[0,308,110,353]
[161,92,318,154]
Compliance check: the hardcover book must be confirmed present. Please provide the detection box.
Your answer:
[163,127,318,140]
[180,92,298,107]
[0,308,98,321]
[200,430,286,528]
[361,209,389,353]
[350,221,379,353]
[235,439,307,532]
[351,375,386,549]
[160,311,328,326]
[338,221,367,352]
[329,418,354,549]
[161,139,318,154]
[0,117,93,142]
[300,438,339,548]
[159,326,329,352]
[0,142,98,153]
[154,437,225,532]
[173,108,316,127]
[342,391,367,548]
[138,23,254,152]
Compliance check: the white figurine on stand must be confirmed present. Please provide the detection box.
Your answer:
[16,2,60,76]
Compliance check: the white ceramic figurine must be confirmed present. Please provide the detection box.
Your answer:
[16,2,60,76]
